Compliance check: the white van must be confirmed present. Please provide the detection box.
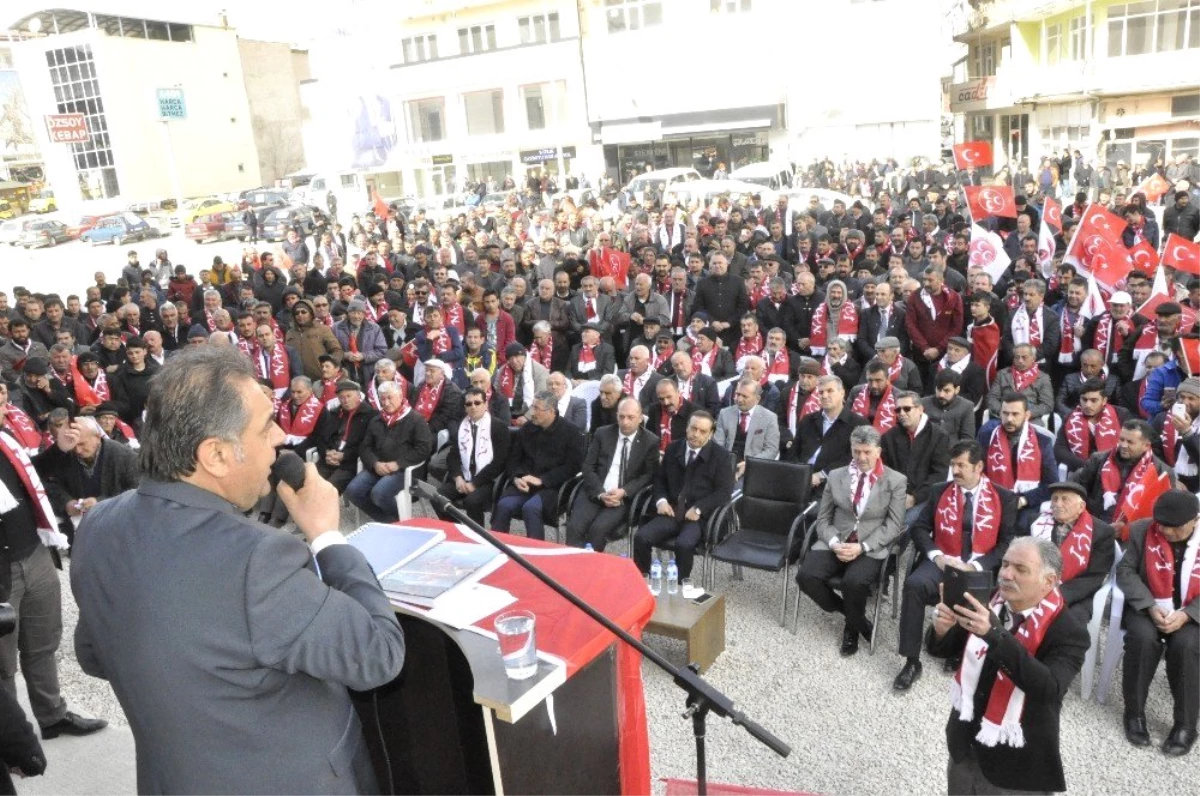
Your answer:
[729,162,795,192]
[300,171,369,215]
[622,167,701,202]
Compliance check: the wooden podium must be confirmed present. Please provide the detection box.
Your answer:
[353,520,654,795]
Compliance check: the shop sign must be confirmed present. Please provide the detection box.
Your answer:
[731,131,767,148]
[949,77,996,113]
[156,87,187,120]
[520,146,577,165]
[431,154,453,165]
[45,113,88,143]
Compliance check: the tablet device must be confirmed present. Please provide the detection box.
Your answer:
[943,566,994,609]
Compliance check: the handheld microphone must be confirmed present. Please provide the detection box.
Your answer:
[270,450,308,492]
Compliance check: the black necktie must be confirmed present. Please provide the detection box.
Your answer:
[961,490,974,561]
[618,436,629,485]
[686,449,695,468]
[469,422,478,476]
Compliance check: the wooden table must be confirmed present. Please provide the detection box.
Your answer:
[644,590,726,672]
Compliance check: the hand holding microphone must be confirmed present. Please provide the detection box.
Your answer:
[271,451,340,543]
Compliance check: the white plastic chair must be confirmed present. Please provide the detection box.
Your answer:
[1095,555,1128,705]
[1080,541,1123,700]
[572,380,600,430]
[394,462,426,521]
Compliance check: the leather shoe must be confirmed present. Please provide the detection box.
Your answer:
[943,655,962,674]
[1162,726,1197,757]
[42,711,108,739]
[1123,715,1151,747]
[840,624,860,657]
[859,620,874,641]
[893,660,923,692]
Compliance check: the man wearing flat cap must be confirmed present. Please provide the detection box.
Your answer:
[689,327,735,381]
[1122,300,1189,385]
[939,336,987,408]
[1153,375,1200,493]
[1028,482,1116,622]
[778,357,823,457]
[1117,489,1200,757]
[861,335,921,393]
[566,323,616,385]
[493,343,548,427]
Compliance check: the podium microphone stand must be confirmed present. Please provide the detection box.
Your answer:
[413,481,791,795]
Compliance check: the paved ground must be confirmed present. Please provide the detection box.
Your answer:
[9,499,1196,795]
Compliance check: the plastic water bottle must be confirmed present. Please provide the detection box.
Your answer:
[666,558,679,595]
[584,543,594,552]
[649,558,663,595]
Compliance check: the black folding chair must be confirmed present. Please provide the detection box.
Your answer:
[490,472,583,544]
[704,459,813,626]
[628,488,725,586]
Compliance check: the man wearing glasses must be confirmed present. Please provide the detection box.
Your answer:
[435,387,510,526]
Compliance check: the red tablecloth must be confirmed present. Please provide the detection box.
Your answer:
[405,518,654,796]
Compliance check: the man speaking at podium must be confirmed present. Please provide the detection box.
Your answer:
[70,347,406,794]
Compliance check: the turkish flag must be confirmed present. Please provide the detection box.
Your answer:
[1162,232,1200,277]
[953,141,993,170]
[1042,196,1063,232]
[1135,266,1172,319]
[1136,172,1173,203]
[968,222,1011,283]
[1089,237,1134,289]
[964,185,1017,220]
[1118,468,1173,528]
[1129,240,1159,272]
[588,247,632,289]
[1064,203,1125,272]
[1180,337,1200,377]
[372,189,390,219]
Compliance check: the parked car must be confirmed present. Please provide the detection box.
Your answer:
[224,206,275,241]
[663,179,777,211]
[65,215,103,240]
[260,205,315,242]
[622,168,702,202]
[0,199,16,219]
[0,219,32,246]
[29,189,57,214]
[729,162,795,192]
[186,212,234,244]
[20,219,72,248]
[172,197,237,227]
[782,188,874,214]
[80,213,154,245]
[238,188,291,209]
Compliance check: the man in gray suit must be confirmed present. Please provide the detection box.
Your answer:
[71,347,406,794]
[796,425,907,656]
[714,378,780,481]
[548,371,588,433]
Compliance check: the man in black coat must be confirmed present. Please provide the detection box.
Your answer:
[926,536,1089,793]
[437,387,510,526]
[566,398,660,551]
[690,253,749,348]
[854,282,908,363]
[109,336,160,433]
[669,350,721,416]
[491,390,584,541]
[1069,419,1176,530]
[645,379,697,456]
[34,419,140,530]
[566,324,616,383]
[791,376,868,491]
[881,390,953,527]
[345,381,435,523]
[312,381,376,493]
[633,411,733,578]
[616,345,663,411]
[895,440,1018,694]
[1028,482,1116,622]
[939,337,988,408]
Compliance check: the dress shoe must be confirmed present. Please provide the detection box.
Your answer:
[1162,726,1197,757]
[893,660,923,692]
[42,711,108,739]
[859,620,874,641]
[943,656,962,674]
[1123,715,1151,747]
[840,624,860,657]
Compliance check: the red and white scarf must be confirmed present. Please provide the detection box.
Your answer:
[691,345,718,377]
[530,337,554,370]
[257,341,290,394]
[2,404,43,456]
[1011,305,1042,348]
[734,333,764,363]
[622,368,649,399]
[426,326,452,357]
[1059,306,1081,364]
[1144,522,1200,612]
[1031,511,1094,582]
[70,357,109,407]
[787,387,821,435]
[658,407,677,453]
[576,344,597,374]
[441,302,465,335]
[1131,324,1164,381]
[986,424,1042,493]
[276,393,323,444]
[764,349,790,383]
[0,430,67,550]
[651,342,674,371]
[236,336,257,360]
[809,301,858,354]
[885,355,904,384]
[1100,449,1155,519]
[934,478,1001,560]
[319,377,340,410]
[204,309,218,333]
[1063,404,1121,459]
[1011,364,1041,393]
[952,588,1066,748]
[968,318,1001,387]
[1162,413,1200,477]
[1092,313,1130,366]
[414,379,445,421]
[851,381,897,433]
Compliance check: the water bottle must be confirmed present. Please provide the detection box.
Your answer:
[649,558,663,595]
[584,543,594,552]
[666,558,679,595]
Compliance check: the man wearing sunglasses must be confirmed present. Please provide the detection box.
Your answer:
[435,387,510,526]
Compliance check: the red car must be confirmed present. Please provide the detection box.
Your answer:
[65,215,103,240]
[186,212,231,243]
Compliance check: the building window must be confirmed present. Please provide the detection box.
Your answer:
[1068,16,1087,60]
[522,82,568,130]
[518,13,561,44]
[1045,22,1062,64]
[408,98,446,143]
[710,0,752,11]
[970,40,997,77]
[402,34,438,63]
[605,0,663,33]
[45,44,119,199]
[1173,93,1200,116]
[463,89,505,136]
[1109,1,1200,57]
[458,24,497,54]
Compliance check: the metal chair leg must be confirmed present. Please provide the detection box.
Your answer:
[779,565,789,628]
[869,583,884,655]
[791,587,801,635]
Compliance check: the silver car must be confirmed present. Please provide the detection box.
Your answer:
[20,219,72,248]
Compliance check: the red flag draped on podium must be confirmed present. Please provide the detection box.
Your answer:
[953,141,993,170]
[1162,233,1200,277]
[1042,196,1063,232]
[964,185,1017,220]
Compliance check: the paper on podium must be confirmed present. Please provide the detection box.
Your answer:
[425,583,516,629]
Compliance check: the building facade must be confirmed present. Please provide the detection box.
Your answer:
[948,0,1200,175]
